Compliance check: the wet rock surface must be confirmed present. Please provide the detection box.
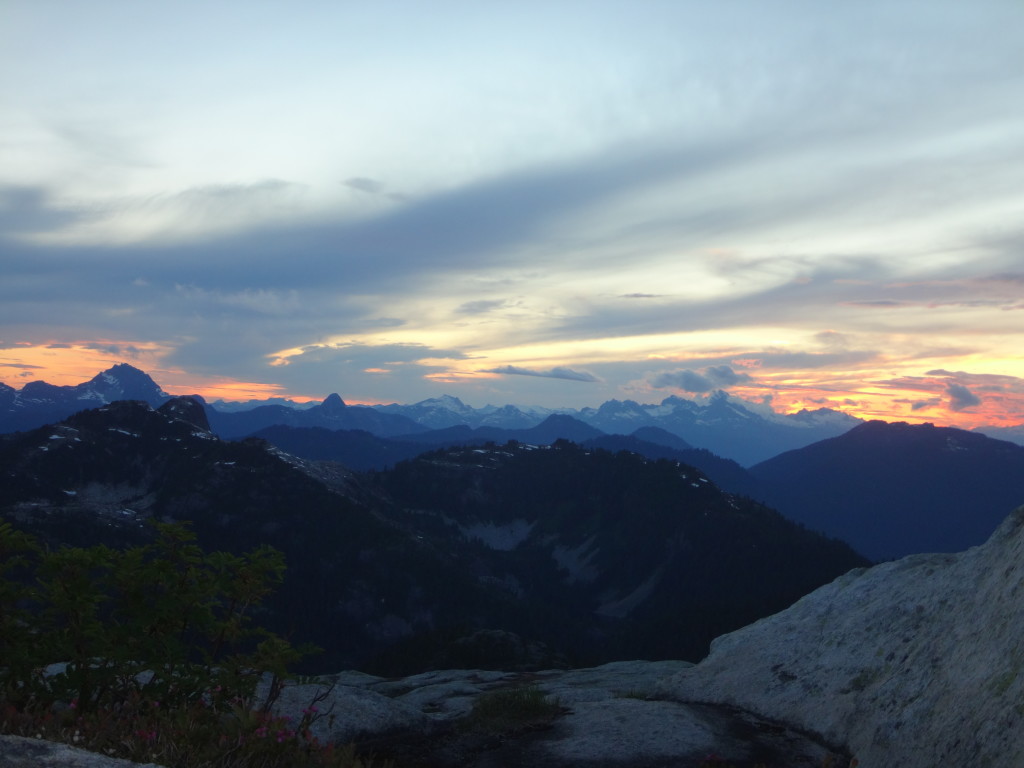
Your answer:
[268,660,846,767]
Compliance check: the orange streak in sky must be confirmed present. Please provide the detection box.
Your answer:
[0,343,323,404]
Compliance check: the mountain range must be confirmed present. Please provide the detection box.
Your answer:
[0,396,866,673]
[0,364,862,465]
[5,364,1024,563]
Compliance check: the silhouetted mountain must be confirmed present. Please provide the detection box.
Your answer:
[206,393,428,439]
[248,419,759,496]
[209,396,320,412]
[750,420,1024,561]
[374,441,867,667]
[583,433,758,497]
[0,364,174,432]
[629,426,694,451]
[0,399,866,675]
[390,414,604,448]
[248,425,427,471]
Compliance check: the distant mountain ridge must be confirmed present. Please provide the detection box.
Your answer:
[205,392,428,439]
[0,364,866,465]
[379,391,864,465]
[249,417,758,497]
[750,420,1024,560]
[0,363,175,432]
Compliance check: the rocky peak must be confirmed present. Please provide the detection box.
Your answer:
[86,364,168,405]
[18,380,65,401]
[157,396,210,432]
[320,393,347,413]
[418,394,470,411]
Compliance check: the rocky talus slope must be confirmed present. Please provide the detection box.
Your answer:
[660,504,1024,767]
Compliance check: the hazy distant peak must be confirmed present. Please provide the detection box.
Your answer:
[416,394,469,410]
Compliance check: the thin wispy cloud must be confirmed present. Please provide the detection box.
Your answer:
[483,365,599,383]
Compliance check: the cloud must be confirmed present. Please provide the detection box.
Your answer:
[814,330,850,350]
[277,342,470,368]
[0,186,85,237]
[926,369,1024,394]
[173,285,303,317]
[895,396,941,412]
[651,365,752,393]
[483,365,599,383]
[368,317,406,328]
[456,299,509,315]
[739,350,878,370]
[83,343,146,359]
[945,382,981,411]
[981,273,1024,285]
[844,300,906,308]
[3,4,1024,416]
[344,177,386,194]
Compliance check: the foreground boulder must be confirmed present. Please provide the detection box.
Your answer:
[660,505,1024,767]
[0,735,162,767]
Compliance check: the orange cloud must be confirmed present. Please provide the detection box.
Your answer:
[0,342,321,404]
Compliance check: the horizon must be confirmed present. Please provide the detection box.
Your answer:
[4,360,1023,433]
[3,3,1024,430]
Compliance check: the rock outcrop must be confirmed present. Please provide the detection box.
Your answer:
[0,734,163,767]
[265,660,844,766]
[660,505,1024,767]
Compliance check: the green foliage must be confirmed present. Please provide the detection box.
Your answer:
[0,520,40,705]
[0,518,380,768]
[464,684,561,733]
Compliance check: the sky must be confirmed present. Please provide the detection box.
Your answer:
[2,1,1024,427]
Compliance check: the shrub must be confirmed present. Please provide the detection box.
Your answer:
[464,684,561,732]
[0,518,383,768]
